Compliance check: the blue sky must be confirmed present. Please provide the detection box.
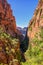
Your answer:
[7,0,38,27]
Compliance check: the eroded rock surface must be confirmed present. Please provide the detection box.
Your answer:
[27,0,43,39]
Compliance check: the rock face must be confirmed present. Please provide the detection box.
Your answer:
[17,27,27,36]
[0,0,16,36]
[0,0,25,65]
[0,0,23,40]
[24,1,43,65]
[27,0,43,39]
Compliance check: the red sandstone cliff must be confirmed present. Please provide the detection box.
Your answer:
[0,0,24,65]
[0,0,16,36]
[27,0,43,39]
[0,0,23,40]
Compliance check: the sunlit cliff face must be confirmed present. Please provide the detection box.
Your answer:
[27,0,43,39]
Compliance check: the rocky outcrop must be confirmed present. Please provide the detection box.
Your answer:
[0,0,23,40]
[24,1,43,65]
[0,0,16,36]
[0,0,25,65]
[17,27,27,36]
[27,0,43,39]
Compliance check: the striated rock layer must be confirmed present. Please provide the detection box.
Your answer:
[27,0,43,39]
[25,1,43,65]
[0,0,16,34]
[0,0,25,65]
[0,0,23,40]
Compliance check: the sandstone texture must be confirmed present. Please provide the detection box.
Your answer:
[27,0,43,39]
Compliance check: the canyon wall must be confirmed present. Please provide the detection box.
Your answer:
[27,0,43,39]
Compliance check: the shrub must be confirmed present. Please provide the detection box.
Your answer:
[22,27,43,65]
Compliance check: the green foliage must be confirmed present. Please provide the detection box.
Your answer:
[41,14,43,18]
[0,26,43,65]
[39,27,43,38]
[21,27,43,65]
[0,26,22,64]
[29,27,32,31]
[16,50,22,61]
